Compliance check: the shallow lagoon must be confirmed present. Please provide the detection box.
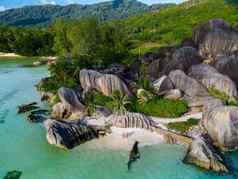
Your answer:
[0,59,238,179]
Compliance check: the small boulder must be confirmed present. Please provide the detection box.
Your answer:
[152,75,174,95]
[169,70,209,97]
[184,137,228,173]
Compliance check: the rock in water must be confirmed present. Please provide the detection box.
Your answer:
[193,19,238,59]
[203,106,238,151]
[17,102,39,113]
[3,170,22,179]
[128,141,140,170]
[58,87,84,116]
[44,119,98,149]
[80,69,102,93]
[189,64,237,100]
[184,137,228,173]
[107,112,155,130]
[152,75,174,95]
[96,74,131,97]
[162,47,202,74]
[169,70,208,97]
[214,56,238,85]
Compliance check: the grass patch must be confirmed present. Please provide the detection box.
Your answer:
[167,118,199,133]
[130,96,188,118]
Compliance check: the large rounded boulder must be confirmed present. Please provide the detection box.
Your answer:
[214,56,238,85]
[162,47,203,74]
[189,64,237,100]
[96,74,131,96]
[203,106,238,151]
[152,75,174,95]
[193,19,238,59]
[169,70,208,97]
[44,119,98,149]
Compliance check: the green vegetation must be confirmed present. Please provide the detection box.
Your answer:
[208,87,238,106]
[167,118,199,133]
[130,96,188,118]
[0,0,170,27]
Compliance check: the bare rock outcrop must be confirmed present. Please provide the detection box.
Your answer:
[169,70,209,97]
[189,64,237,100]
[164,89,182,100]
[184,137,228,173]
[193,19,238,59]
[152,75,174,95]
[162,47,203,74]
[44,119,97,149]
[214,56,238,85]
[107,112,155,130]
[203,106,238,151]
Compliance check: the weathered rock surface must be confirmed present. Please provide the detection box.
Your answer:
[51,102,70,119]
[80,69,102,93]
[164,89,182,100]
[193,19,238,59]
[80,69,131,97]
[184,137,228,173]
[44,119,98,149]
[152,75,174,95]
[107,112,155,130]
[214,56,238,85]
[96,74,131,96]
[58,87,84,116]
[203,106,238,151]
[169,70,208,97]
[189,64,237,100]
[162,47,202,74]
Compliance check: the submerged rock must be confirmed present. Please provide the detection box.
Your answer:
[3,170,22,179]
[107,112,155,130]
[184,137,228,173]
[128,141,140,170]
[189,64,237,100]
[203,106,238,151]
[169,70,208,97]
[17,102,39,113]
[44,119,98,149]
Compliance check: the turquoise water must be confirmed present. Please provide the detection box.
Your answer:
[0,59,238,179]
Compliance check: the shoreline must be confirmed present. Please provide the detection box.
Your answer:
[0,52,22,58]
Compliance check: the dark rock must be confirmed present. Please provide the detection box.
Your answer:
[128,141,140,170]
[3,170,22,179]
[44,119,98,149]
[17,102,39,113]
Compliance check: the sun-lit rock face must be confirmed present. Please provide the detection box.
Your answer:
[203,106,238,151]
[169,70,208,97]
[189,64,237,101]
[152,75,174,95]
[193,19,238,59]
[44,119,97,149]
[184,137,228,173]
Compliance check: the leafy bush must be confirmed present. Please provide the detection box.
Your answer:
[167,118,199,133]
[129,96,188,118]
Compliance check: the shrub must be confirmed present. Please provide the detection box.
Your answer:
[129,96,188,118]
[167,118,199,133]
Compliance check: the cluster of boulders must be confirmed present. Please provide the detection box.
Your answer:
[35,19,238,174]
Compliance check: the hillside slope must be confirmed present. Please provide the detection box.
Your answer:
[0,0,170,26]
[124,0,238,53]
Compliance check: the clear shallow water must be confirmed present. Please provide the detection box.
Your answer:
[0,59,238,179]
